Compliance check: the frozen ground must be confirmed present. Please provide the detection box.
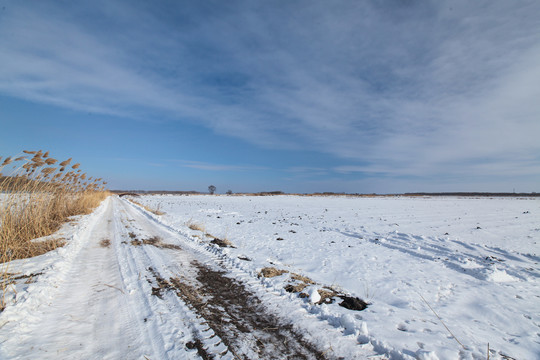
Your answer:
[135,195,540,359]
[1,195,538,359]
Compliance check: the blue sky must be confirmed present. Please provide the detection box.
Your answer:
[1,0,539,193]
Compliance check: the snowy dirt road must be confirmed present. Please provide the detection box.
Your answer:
[0,197,374,359]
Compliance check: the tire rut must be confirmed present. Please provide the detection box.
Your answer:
[119,198,329,359]
[147,257,328,360]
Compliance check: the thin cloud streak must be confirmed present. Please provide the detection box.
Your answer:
[0,1,539,188]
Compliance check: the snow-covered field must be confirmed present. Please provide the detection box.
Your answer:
[1,195,538,359]
[135,194,540,359]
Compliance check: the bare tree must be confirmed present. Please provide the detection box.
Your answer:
[208,185,216,195]
[226,190,233,195]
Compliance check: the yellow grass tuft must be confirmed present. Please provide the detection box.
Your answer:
[186,220,206,233]
[259,267,289,278]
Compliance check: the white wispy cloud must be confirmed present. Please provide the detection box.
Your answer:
[1,0,539,187]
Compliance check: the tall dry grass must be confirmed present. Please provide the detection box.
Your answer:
[1,150,110,309]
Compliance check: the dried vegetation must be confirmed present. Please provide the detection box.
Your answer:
[1,150,109,310]
[259,266,368,310]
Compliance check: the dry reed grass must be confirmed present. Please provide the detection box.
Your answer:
[186,220,206,233]
[1,150,110,310]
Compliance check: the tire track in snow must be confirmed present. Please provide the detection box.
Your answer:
[113,198,232,359]
[0,198,174,359]
[115,197,328,359]
[1,196,382,359]
[120,197,393,360]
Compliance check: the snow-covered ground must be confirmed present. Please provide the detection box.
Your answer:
[1,195,538,359]
[133,194,540,359]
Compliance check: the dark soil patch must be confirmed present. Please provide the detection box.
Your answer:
[185,339,213,360]
[129,235,182,250]
[338,296,368,311]
[148,262,327,359]
[187,261,326,359]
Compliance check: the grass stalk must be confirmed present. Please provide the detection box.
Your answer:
[418,292,466,350]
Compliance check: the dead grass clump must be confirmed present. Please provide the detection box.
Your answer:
[283,274,366,309]
[99,239,111,248]
[285,283,308,293]
[290,273,315,284]
[210,238,235,248]
[259,267,289,278]
[318,289,338,304]
[143,236,160,246]
[187,221,206,233]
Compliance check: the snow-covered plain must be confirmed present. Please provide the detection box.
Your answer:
[135,194,540,359]
[1,195,538,359]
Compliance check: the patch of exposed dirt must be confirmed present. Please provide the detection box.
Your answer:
[128,235,182,250]
[191,261,326,359]
[338,296,368,311]
[147,262,327,359]
[185,339,213,360]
